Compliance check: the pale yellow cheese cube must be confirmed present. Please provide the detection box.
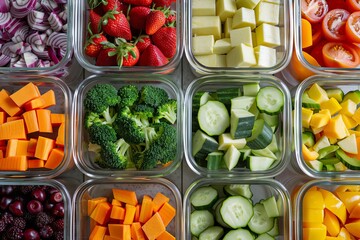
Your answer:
[192,0,216,16]
[192,35,214,55]
[254,45,277,67]
[195,54,226,67]
[226,44,256,67]
[255,1,280,26]
[192,16,222,40]
[236,0,261,9]
[230,26,253,47]
[255,23,280,47]
[217,0,237,22]
[224,18,233,38]
[213,38,232,54]
[232,7,256,30]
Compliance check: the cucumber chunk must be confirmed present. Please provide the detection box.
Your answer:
[230,109,255,139]
[190,210,215,237]
[218,133,247,151]
[199,226,224,240]
[248,203,274,234]
[261,196,280,217]
[206,152,224,170]
[243,83,260,96]
[302,91,320,109]
[220,196,254,228]
[256,86,284,115]
[198,100,230,136]
[252,147,277,160]
[302,131,315,148]
[191,186,219,210]
[248,156,275,171]
[223,145,241,170]
[255,233,275,240]
[246,119,273,149]
[336,149,360,170]
[231,96,256,111]
[223,184,253,199]
[223,229,255,240]
[192,130,219,163]
[267,218,280,237]
[326,88,344,103]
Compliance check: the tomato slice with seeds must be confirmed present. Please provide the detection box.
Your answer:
[322,9,350,41]
[322,42,360,68]
[301,0,329,23]
[346,11,360,42]
[346,0,360,12]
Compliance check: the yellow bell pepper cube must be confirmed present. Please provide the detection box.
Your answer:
[340,99,357,117]
[303,208,324,224]
[335,191,360,213]
[320,98,342,116]
[323,115,349,140]
[345,220,360,238]
[303,189,325,209]
[302,108,313,129]
[338,227,353,240]
[308,83,329,104]
[341,114,358,129]
[303,224,327,240]
[302,144,319,162]
[310,113,330,129]
[318,188,347,225]
[323,209,340,237]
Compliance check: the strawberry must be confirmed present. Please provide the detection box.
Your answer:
[122,45,140,66]
[89,9,102,34]
[102,38,140,67]
[88,0,107,9]
[152,26,176,58]
[138,44,169,66]
[96,48,117,66]
[102,10,132,40]
[122,0,152,6]
[152,0,174,7]
[85,34,108,57]
[135,35,151,53]
[101,0,121,12]
[165,11,176,25]
[145,10,166,35]
[129,6,151,30]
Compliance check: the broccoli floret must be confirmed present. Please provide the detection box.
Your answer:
[118,85,139,107]
[154,99,177,124]
[84,111,102,129]
[84,83,120,114]
[88,143,102,163]
[96,139,130,169]
[88,123,117,146]
[139,86,169,107]
[133,104,155,119]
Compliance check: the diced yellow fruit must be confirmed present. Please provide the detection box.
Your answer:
[319,109,331,119]
[192,35,214,55]
[226,44,256,67]
[252,32,257,46]
[325,236,340,240]
[352,107,360,124]
[308,83,329,104]
[312,126,324,135]
[340,99,357,117]
[338,227,353,240]
[303,224,327,240]
[323,115,349,140]
[323,209,341,237]
[255,1,280,26]
[329,137,338,144]
[313,136,330,152]
[232,7,256,30]
[302,144,319,161]
[216,0,237,22]
[195,54,226,67]
[230,26,253,47]
[310,113,330,129]
[318,188,347,225]
[302,107,313,129]
[254,45,277,68]
[236,0,261,9]
[303,208,324,224]
[255,23,281,47]
[341,114,358,129]
[334,162,348,171]
[336,191,360,213]
[224,18,233,38]
[320,98,342,115]
[192,0,216,15]
[344,219,360,238]
[349,129,360,137]
[213,38,232,54]
[338,134,358,154]
[192,16,222,40]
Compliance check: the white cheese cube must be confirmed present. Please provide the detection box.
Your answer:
[196,54,227,67]
[254,45,277,67]
[255,1,280,26]
[236,0,261,9]
[226,44,256,67]
[224,18,233,38]
[216,0,237,22]
[232,7,256,30]
[255,23,280,47]
[192,16,222,40]
[192,0,216,16]
[230,26,253,47]
[213,38,232,54]
[192,35,215,55]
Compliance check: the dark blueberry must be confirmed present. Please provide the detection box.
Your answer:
[35,212,50,228]
[26,200,43,215]
[6,226,23,240]
[0,197,13,210]
[1,212,13,225]
[8,200,24,217]
[51,219,64,231]
[39,225,53,239]
[23,229,40,240]
[49,192,63,203]
[31,188,46,202]
[13,217,26,230]
[51,203,64,218]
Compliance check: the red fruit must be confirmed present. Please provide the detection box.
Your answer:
[102,0,121,12]
[122,46,140,66]
[152,26,176,58]
[129,6,151,30]
[102,10,132,40]
[136,35,151,53]
[145,10,166,35]
[85,34,108,57]
[166,12,176,25]
[123,0,152,6]
[96,48,117,66]
[153,0,173,7]
[138,44,169,66]
[89,9,102,34]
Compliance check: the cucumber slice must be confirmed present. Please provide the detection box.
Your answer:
[343,90,360,104]
[248,203,274,234]
[199,226,224,240]
[231,96,256,111]
[223,229,255,240]
[190,210,215,237]
[243,83,260,96]
[230,109,255,139]
[223,184,253,199]
[198,100,230,136]
[302,91,321,109]
[206,152,224,170]
[249,101,260,119]
[239,148,252,161]
[248,156,275,171]
[193,91,206,113]
[261,196,280,217]
[326,88,344,103]
[267,218,279,236]
[302,131,315,148]
[200,92,215,106]
[335,149,360,170]
[258,112,279,129]
[223,145,241,170]
[190,186,219,210]
[192,130,219,163]
[218,133,247,151]
[308,160,324,171]
[318,145,339,159]
[214,199,231,228]
[251,147,277,160]
[267,135,279,153]
[255,233,275,240]
[256,86,284,115]
[220,196,254,229]
[246,119,273,149]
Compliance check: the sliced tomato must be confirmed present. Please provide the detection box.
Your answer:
[328,0,348,11]
[346,11,360,42]
[346,0,360,12]
[322,42,360,67]
[322,9,350,41]
[301,0,329,23]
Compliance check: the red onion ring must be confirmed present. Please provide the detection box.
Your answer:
[10,0,37,19]
[0,0,10,13]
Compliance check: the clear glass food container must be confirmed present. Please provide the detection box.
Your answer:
[0,76,73,178]
[184,74,292,178]
[0,179,72,240]
[294,76,360,178]
[74,0,184,74]
[294,179,360,240]
[0,0,74,76]
[183,178,292,240]
[72,74,183,178]
[73,178,183,240]
[184,0,292,75]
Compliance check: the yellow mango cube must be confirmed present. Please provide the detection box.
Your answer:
[308,83,329,104]
[302,144,319,161]
[319,109,331,119]
[320,98,342,116]
[341,114,358,129]
[323,115,349,140]
[340,99,357,117]
[303,208,324,224]
[310,113,330,129]
[303,224,327,240]
[302,108,313,129]
[352,107,360,124]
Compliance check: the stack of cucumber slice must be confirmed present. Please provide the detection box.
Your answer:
[192,83,284,171]
[189,184,282,240]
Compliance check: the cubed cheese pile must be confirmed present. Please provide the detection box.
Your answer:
[192,0,281,68]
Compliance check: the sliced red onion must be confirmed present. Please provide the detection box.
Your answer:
[62,23,67,32]
[1,42,17,57]
[5,19,26,38]
[11,25,30,43]
[23,51,38,67]
[48,47,59,64]
[27,10,50,31]
[32,44,49,59]
[8,42,27,55]
[0,0,10,13]
[12,57,27,67]
[46,28,53,35]
[0,54,11,66]
[10,0,37,19]
[26,31,43,45]
[24,42,32,52]
[58,10,66,22]
[41,0,60,13]
[37,59,45,67]
[48,11,62,31]
[0,12,11,28]
[47,31,66,49]
[43,60,50,67]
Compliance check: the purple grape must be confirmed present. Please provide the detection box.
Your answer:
[23,229,40,240]
[0,196,13,210]
[9,200,24,216]
[51,203,64,218]
[43,201,54,212]
[49,192,63,203]
[26,200,43,215]
[31,188,46,202]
